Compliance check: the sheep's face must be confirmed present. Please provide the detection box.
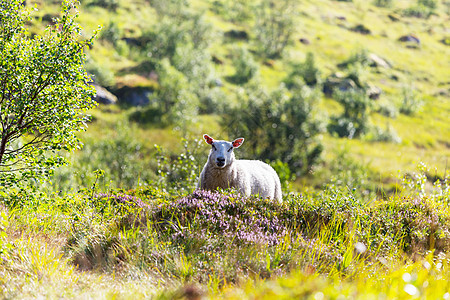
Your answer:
[203,134,244,169]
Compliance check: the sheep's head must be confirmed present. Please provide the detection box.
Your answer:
[203,134,244,169]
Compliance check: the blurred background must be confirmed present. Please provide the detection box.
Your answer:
[29,0,449,195]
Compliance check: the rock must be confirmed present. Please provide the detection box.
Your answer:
[323,73,357,96]
[440,37,450,46]
[398,35,420,44]
[214,78,223,87]
[92,84,118,105]
[212,55,224,65]
[388,13,400,22]
[263,60,275,68]
[351,24,371,35]
[224,30,249,40]
[368,53,391,69]
[115,86,153,106]
[299,38,311,45]
[366,84,382,100]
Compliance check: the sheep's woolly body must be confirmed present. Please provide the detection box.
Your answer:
[198,138,282,201]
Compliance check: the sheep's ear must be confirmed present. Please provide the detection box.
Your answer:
[232,138,244,148]
[203,134,214,145]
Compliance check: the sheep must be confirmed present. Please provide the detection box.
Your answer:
[198,134,283,202]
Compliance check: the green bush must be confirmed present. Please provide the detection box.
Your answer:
[285,52,321,88]
[85,57,116,87]
[224,83,324,175]
[373,0,394,7]
[231,47,259,84]
[399,84,423,115]
[87,0,119,11]
[51,122,155,191]
[403,0,437,18]
[0,0,97,187]
[254,0,297,58]
[328,89,371,138]
[99,21,121,46]
[155,59,199,128]
[211,0,254,22]
[155,138,205,193]
[367,124,402,144]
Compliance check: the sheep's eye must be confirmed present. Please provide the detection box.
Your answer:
[212,145,217,151]
[227,147,233,152]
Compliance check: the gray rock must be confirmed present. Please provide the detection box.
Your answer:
[92,84,117,105]
[323,73,357,96]
[299,38,311,45]
[351,24,371,35]
[368,53,392,69]
[398,35,420,44]
[367,84,382,100]
[116,86,153,106]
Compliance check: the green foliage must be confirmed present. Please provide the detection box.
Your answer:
[99,20,121,46]
[0,0,97,187]
[231,47,259,84]
[403,0,437,18]
[326,148,375,199]
[254,0,297,58]
[373,0,394,8]
[0,211,11,263]
[399,84,423,115]
[224,83,324,175]
[285,52,321,88]
[87,0,119,11]
[155,138,204,193]
[155,59,199,128]
[85,56,116,87]
[140,4,217,124]
[211,0,254,22]
[328,89,371,138]
[51,122,154,191]
[367,123,402,143]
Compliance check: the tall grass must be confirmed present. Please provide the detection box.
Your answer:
[0,163,448,298]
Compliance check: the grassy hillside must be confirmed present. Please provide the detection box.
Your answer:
[1,0,450,298]
[40,0,447,191]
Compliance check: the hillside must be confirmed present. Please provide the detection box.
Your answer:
[30,0,448,192]
[0,0,450,298]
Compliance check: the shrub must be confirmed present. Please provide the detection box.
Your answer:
[0,0,97,187]
[254,0,297,58]
[285,52,321,88]
[99,21,121,46]
[155,138,204,193]
[403,0,437,18]
[155,59,199,128]
[224,83,324,175]
[399,85,423,115]
[373,0,394,7]
[367,124,402,144]
[51,122,155,191]
[87,0,119,11]
[328,89,371,138]
[210,0,254,22]
[231,47,259,84]
[85,56,116,87]
[141,7,215,124]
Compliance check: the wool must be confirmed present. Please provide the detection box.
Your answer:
[198,135,282,202]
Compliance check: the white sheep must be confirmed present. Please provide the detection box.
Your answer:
[198,134,283,202]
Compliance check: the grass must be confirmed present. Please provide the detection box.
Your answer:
[24,0,448,187]
[1,166,449,298]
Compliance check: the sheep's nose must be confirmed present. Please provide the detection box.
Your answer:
[216,157,225,167]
